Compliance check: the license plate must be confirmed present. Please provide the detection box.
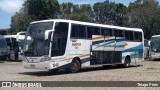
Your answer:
[30,64,35,67]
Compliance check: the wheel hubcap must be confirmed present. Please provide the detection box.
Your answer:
[71,63,77,69]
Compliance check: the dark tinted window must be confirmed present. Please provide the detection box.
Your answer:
[87,26,94,38]
[93,27,101,35]
[86,26,101,38]
[114,29,124,37]
[130,31,134,40]
[125,31,134,41]
[71,24,86,38]
[51,22,69,57]
[125,31,130,40]
[71,25,79,37]
[102,28,112,36]
[134,32,142,41]
[114,30,119,37]
[79,25,86,38]
[119,30,124,37]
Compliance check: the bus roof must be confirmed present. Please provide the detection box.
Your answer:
[4,35,16,38]
[4,35,25,40]
[31,19,143,32]
[152,35,160,37]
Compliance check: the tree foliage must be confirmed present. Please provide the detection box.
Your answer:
[60,3,93,22]
[93,1,128,26]
[24,0,60,20]
[8,0,160,39]
[9,0,60,34]
[128,0,160,39]
[9,12,31,34]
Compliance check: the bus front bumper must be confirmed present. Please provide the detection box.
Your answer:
[22,61,70,70]
[151,53,160,59]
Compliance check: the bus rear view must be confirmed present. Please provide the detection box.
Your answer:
[150,35,160,60]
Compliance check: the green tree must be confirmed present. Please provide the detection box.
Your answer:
[128,0,160,39]
[9,0,60,34]
[8,12,31,34]
[93,0,127,26]
[24,0,60,20]
[59,3,93,22]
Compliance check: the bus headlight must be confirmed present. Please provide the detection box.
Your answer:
[151,52,155,55]
[40,57,50,62]
[21,56,29,62]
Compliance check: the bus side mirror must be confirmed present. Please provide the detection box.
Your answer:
[45,30,52,47]
[45,30,53,40]
[148,41,150,46]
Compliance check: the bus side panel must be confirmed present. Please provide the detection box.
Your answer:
[122,41,144,65]
[68,39,91,67]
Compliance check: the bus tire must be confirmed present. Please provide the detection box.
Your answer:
[69,59,81,73]
[123,57,130,68]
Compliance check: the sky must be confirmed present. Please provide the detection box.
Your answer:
[0,0,157,29]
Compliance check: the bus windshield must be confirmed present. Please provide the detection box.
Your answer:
[151,37,160,52]
[23,22,53,56]
[0,37,7,54]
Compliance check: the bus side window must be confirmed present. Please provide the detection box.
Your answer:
[114,29,119,37]
[129,31,134,40]
[114,29,124,37]
[93,27,101,35]
[87,26,94,38]
[102,28,112,36]
[71,24,86,38]
[125,31,130,40]
[78,25,86,38]
[125,31,134,41]
[139,32,142,41]
[134,32,142,41]
[71,24,79,38]
[119,30,124,37]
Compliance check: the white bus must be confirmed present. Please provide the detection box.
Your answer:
[4,32,25,60]
[22,19,144,73]
[0,35,9,60]
[150,35,160,60]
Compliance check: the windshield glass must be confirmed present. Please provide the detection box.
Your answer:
[151,37,160,52]
[23,22,53,56]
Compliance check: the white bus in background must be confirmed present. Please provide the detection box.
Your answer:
[144,39,150,59]
[22,19,144,73]
[150,35,160,60]
[4,32,25,60]
[0,35,9,60]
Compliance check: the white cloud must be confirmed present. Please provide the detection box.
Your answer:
[0,0,24,13]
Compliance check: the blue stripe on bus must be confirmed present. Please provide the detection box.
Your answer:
[92,39,124,45]
[122,52,143,60]
[123,44,143,52]
[93,40,125,49]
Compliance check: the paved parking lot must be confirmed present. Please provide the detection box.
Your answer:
[0,60,160,81]
[1,60,160,90]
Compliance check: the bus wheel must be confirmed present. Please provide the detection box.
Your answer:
[69,59,81,73]
[124,57,130,68]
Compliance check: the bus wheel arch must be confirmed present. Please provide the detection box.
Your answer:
[68,57,81,73]
[124,55,131,68]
